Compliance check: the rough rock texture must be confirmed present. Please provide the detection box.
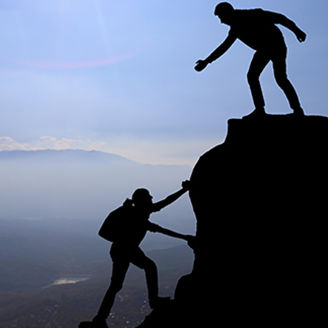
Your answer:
[138,114,328,327]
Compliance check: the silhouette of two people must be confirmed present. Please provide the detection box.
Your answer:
[195,2,306,118]
[80,181,193,328]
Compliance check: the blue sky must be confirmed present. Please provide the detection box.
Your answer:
[1,0,327,165]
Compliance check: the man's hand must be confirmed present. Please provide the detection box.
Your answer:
[194,59,208,72]
[295,28,306,42]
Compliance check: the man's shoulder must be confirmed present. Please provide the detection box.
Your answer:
[233,8,274,27]
[235,8,264,17]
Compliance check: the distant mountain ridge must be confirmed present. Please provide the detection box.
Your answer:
[0,149,136,164]
[0,147,193,235]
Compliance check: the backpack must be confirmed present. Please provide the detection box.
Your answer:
[98,205,131,242]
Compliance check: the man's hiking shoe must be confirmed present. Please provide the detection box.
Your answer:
[292,107,305,117]
[243,108,266,119]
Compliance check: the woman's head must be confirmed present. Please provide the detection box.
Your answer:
[132,188,153,207]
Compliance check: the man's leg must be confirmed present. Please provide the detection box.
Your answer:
[272,50,304,115]
[246,51,271,114]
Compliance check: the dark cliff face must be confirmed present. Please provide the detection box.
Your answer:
[138,115,328,327]
[189,115,327,324]
[191,114,327,253]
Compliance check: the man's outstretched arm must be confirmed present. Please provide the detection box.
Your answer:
[266,11,306,42]
[195,32,236,72]
[152,180,190,212]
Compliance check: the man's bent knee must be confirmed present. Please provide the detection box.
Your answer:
[274,73,289,88]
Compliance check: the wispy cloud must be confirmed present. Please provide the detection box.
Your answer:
[0,136,106,152]
[0,136,217,166]
[0,137,30,150]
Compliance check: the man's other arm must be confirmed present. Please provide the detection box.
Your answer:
[265,10,306,42]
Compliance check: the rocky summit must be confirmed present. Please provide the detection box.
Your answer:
[138,114,328,327]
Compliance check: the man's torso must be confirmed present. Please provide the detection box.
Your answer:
[229,9,286,51]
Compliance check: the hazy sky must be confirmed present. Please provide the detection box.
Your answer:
[1,0,327,165]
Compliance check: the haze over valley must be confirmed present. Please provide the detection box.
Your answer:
[0,149,195,327]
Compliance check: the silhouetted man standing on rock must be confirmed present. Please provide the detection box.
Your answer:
[80,181,193,328]
[195,2,306,118]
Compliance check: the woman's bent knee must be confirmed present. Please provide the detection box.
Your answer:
[144,259,157,271]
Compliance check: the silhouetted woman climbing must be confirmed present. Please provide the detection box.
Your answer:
[80,181,193,328]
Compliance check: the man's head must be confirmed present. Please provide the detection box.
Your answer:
[214,2,235,25]
[132,188,153,207]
